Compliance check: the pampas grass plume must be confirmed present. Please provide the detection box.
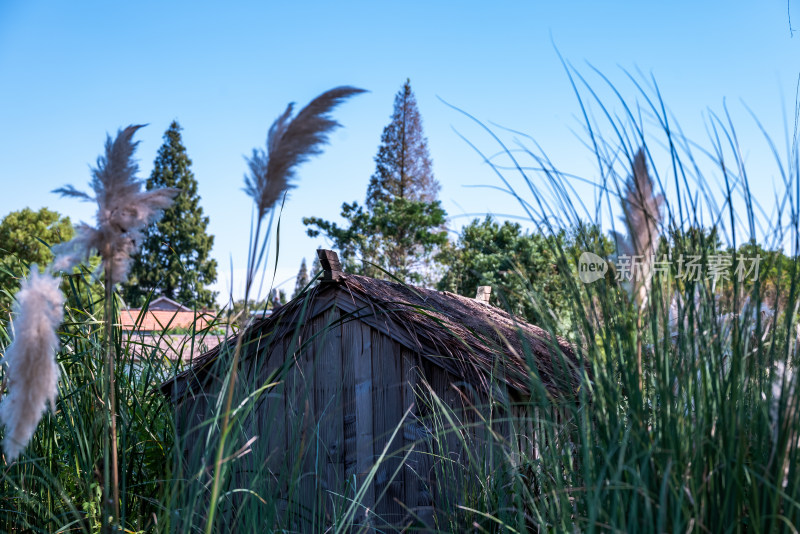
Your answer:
[244,86,366,218]
[0,267,64,461]
[613,148,665,308]
[53,125,178,283]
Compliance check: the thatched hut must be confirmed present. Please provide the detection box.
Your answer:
[162,250,582,529]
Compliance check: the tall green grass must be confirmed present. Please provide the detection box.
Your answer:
[1,71,799,532]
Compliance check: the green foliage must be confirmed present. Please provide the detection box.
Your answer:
[731,239,796,308]
[366,79,439,208]
[123,121,218,308]
[304,198,448,284]
[8,71,800,534]
[0,286,177,532]
[0,207,73,314]
[305,80,446,285]
[438,216,613,329]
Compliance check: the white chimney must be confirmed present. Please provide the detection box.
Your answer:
[475,286,491,304]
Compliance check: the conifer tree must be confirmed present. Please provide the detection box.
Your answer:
[310,252,322,279]
[305,80,447,285]
[366,79,439,208]
[292,258,309,298]
[123,121,218,308]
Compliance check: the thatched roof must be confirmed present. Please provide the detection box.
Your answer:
[161,273,584,401]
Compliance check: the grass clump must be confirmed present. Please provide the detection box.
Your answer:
[1,72,799,533]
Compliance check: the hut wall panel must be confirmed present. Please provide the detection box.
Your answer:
[255,335,288,480]
[298,316,323,529]
[234,326,290,502]
[420,357,470,511]
[239,340,266,484]
[402,348,431,514]
[511,403,535,463]
[236,358,257,491]
[493,385,511,446]
[371,330,404,524]
[351,321,375,515]
[283,323,308,521]
[341,320,357,487]
[315,310,345,514]
[178,391,211,461]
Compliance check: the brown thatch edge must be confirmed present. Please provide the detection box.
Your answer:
[160,274,586,402]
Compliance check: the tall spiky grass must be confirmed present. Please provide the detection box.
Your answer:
[4,70,800,533]
[51,124,178,528]
[204,86,364,533]
[432,65,800,531]
[0,266,197,532]
[160,70,800,532]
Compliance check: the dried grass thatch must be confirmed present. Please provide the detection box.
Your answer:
[162,274,584,401]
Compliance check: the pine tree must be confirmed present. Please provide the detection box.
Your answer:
[304,81,447,285]
[310,252,322,279]
[292,257,309,298]
[366,79,439,209]
[123,121,218,308]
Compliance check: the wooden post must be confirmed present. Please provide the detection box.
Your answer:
[317,249,345,282]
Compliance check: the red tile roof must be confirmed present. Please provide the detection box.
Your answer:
[119,308,215,332]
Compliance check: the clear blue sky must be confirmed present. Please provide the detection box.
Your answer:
[1,1,799,304]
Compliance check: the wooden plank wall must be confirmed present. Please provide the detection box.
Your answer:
[371,328,405,525]
[253,335,288,500]
[342,318,374,524]
[222,324,292,520]
[420,357,467,514]
[178,304,549,530]
[314,310,344,520]
[283,321,308,528]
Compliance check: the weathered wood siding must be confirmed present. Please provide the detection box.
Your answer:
[179,303,541,529]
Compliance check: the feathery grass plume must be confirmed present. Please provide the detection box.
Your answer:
[613,149,664,308]
[771,361,794,429]
[244,86,366,218]
[51,124,177,528]
[53,125,179,283]
[240,86,365,303]
[203,86,365,534]
[771,360,797,487]
[0,267,64,461]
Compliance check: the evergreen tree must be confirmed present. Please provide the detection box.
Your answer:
[366,79,439,209]
[310,252,322,279]
[293,258,309,298]
[123,121,218,308]
[305,80,446,285]
[305,198,447,284]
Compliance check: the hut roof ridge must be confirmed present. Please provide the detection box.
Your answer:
[161,274,584,399]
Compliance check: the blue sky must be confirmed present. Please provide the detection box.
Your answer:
[1,1,799,304]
